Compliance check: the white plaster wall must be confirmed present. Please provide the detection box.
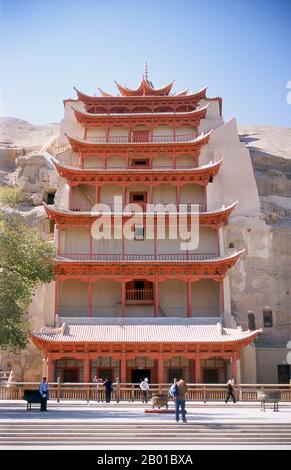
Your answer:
[59,280,88,317]
[153,185,176,203]
[84,157,103,168]
[109,126,128,137]
[159,280,187,316]
[43,281,55,326]
[71,185,95,211]
[175,126,196,136]
[180,185,205,203]
[206,119,261,216]
[107,156,127,168]
[92,236,122,255]
[191,280,219,316]
[124,237,154,255]
[125,305,154,317]
[64,227,90,254]
[194,227,218,253]
[59,100,84,144]
[256,348,289,383]
[153,155,172,167]
[177,155,197,167]
[152,126,173,136]
[240,345,257,383]
[92,280,121,316]
[86,128,106,137]
[100,185,122,204]
[55,177,69,209]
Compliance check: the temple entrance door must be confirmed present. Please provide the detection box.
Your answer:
[132,130,150,142]
[203,368,219,383]
[63,368,79,383]
[131,369,151,383]
[168,368,183,383]
[98,368,113,381]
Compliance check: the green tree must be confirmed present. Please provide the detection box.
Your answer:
[0,188,54,349]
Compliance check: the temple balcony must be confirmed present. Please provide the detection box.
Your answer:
[76,133,197,144]
[58,252,219,262]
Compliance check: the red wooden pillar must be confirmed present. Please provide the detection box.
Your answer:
[120,354,127,383]
[195,354,201,383]
[95,185,99,205]
[54,278,59,321]
[88,278,92,318]
[121,282,126,317]
[84,355,90,383]
[154,217,157,257]
[154,280,159,317]
[176,183,180,205]
[68,183,72,210]
[122,218,125,257]
[204,185,207,211]
[57,224,61,256]
[187,280,192,317]
[47,354,52,382]
[89,224,93,258]
[122,184,126,209]
[220,279,224,315]
[231,352,238,381]
[158,353,164,384]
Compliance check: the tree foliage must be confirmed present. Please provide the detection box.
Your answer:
[0,193,54,349]
[0,186,23,208]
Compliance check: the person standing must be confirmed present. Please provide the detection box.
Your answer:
[140,378,150,403]
[103,377,113,403]
[174,379,188,423]
[39,377,48,411]
[225,378,236,403]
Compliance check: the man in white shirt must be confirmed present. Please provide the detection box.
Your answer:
[140,378,150,403]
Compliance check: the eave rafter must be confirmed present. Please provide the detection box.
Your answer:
[52,156,222,185]
[64,130,212,156]
[44,202,237,227]
[72,105,208,126]
[53,250,245,277]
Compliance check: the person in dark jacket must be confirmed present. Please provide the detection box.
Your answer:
[39,377,49,411]
[103,377,113,403]
[225,378,236,403]
[174,379,188,423]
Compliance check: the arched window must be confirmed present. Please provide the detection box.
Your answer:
[248,312,256,330]
[263,308,273,327]
[228,242,234,249]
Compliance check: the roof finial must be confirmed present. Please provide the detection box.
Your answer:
[144,62,148,81]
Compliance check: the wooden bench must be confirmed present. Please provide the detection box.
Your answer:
[23,390,42,411]
[257,390,280,412]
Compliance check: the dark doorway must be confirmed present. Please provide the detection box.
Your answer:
[278,365,290,384]
[63,368,79,383]
[168,368,183,383]
[131,369,151,384]
[203,368,219,383]
[46,192,56,205]
[98,368,113,381]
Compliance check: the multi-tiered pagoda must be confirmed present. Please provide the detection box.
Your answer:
[32,70,260,384]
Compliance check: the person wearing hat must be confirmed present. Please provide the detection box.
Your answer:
[140,377,150,403]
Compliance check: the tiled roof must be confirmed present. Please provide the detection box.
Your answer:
[32,318,261,344]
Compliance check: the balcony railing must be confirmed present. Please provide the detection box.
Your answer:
[81,134,196,144]
[59,253,219,262]
[71,203,206,213]
[1,382,291,403]
[126,288,154,303]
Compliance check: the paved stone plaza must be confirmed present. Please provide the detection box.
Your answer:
[1,401,291,449]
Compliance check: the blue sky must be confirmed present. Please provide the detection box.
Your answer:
[0,0,290,126]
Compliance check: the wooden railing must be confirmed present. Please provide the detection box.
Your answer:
[54,142,71,156]
[79,134,196,144]
[59,252,219,262]
[1,383,291,403]
[71,203,206,213]
[126,288,154,303]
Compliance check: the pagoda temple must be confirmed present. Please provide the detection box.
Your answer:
[32,70,261,384]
